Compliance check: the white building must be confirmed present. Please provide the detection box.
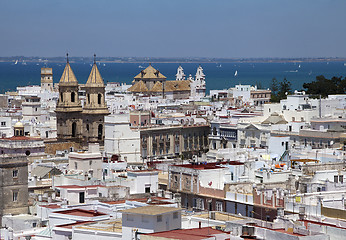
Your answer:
[104,114,141,163]
[175,65,185,80]
[127,170,159,194]
[121,206,182,240]
[190,66,206,100]
[0,116,12,137]
[231,84,252,102]
[68,143,103,179]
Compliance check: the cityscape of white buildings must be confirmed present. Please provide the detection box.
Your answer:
[0,62,345,240]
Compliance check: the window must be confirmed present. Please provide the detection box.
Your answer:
[33,222,37,228]
[13,191,18,202]
[340,175,344,183]
[334,175,339,183]
[157,215,162,222]
[1,121,6,126]
[216,201,223,211]
[13,169,18,178]
[72,122,77,137]
[196,198,204,210]
[173,212,178,219]
[98,93,102,105]
[71,92,75,102]
[98,124,103,140]
[60,93,63,102]
[74,162,78,170]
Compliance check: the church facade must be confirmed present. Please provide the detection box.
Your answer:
[55,55,109,145]
[128,64,206,100]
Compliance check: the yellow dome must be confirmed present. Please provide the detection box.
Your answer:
[14,121,24,128]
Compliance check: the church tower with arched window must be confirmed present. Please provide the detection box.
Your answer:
[56,54,83,142]
[82,55,109,144]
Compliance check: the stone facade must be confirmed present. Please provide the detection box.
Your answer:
[140,124,210,160]
[41,67,53,92]
[56,56,109,145]
[0,155,28,226]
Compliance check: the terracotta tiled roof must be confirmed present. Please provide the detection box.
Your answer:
[86,63,104,86]
[151,81,163,92]
[134,64,166,80]
[56,209,107,217]
[128,80,149,92]
[59,63,78,84]
[57,221,94,229]
[164,80,191,92]
[143,227,225,240]
[0,136,41,141]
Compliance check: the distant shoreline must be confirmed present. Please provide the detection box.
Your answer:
[1,57,346,64]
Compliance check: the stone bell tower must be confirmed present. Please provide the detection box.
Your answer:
[56,54,83,142]
[82,54,109,144]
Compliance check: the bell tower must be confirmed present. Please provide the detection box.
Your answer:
[82,54,109,144]
[56,54,83,142]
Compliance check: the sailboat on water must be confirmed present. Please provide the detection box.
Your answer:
[234,70,238,77]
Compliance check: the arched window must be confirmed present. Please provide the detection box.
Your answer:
[71,92,75,102]
[86,124,89,131]
[98,124,103,140]
[98,93,102,105]
[72,122,77,137]
[87,94,90,104]
[60,93,63,102]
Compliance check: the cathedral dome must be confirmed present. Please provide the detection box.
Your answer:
[14,121,24,128]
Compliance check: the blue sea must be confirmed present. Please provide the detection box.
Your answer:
[0,61,346,93]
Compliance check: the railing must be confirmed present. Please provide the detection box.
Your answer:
[279,150,289,162]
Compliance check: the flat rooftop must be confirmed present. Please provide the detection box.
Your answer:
[143,227,226,240]
[55,209,107,217]
[121,206,182,215]
[57,221,94,229]
[75,219,122,233]
[173,162,227,170]
[196,212,244,222]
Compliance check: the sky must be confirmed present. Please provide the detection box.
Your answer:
[1,0,346,58]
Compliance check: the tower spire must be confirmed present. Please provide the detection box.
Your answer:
[94,54,96,65]
[66,53,69,63]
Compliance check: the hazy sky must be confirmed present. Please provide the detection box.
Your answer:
[1,0,346,58]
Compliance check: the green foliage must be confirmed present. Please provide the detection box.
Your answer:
[303,75,346,98]
[278,77,292,100]
[256,81,263,90]
[270,77,292,102]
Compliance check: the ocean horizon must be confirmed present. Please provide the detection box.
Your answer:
[0,61,345,94]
